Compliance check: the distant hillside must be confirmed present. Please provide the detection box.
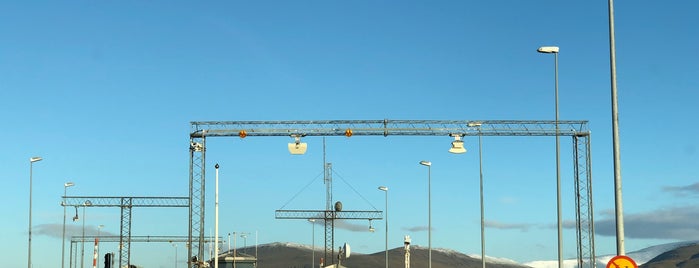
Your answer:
[640,244,699,268]
[249,242,532,268]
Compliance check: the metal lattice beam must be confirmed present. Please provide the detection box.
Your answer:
[188,119,595,267]
[275,210,383,219]
[191,120,588,137]
[62,196,188,268]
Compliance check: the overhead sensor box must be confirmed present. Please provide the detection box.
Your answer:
[288,142,307,155]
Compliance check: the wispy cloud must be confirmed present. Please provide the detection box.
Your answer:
[35,224,117,239]
[334,220,375,232]
[595,206,699,240]
[404,226,430,232]
[484,220,533,232]
[663,182,699,197]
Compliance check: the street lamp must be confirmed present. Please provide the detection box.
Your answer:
[378,186,389,268]
[468,121,486,268]
[538,45,562,268]
[309,219,316,268]
[419,160,432,268]
[28,156,42,268]
[62,181,75,268]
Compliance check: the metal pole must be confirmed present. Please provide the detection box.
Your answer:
[62,183,72,268]
[215,163,220,268]
[173,243,178,268]
[554,50,563,268]
[608,0,625,256]
[427,165,432,268]
[310,219,316,268]
[70,241,74,268]
[233,232,237,268]
[28,161,32,268]
[378,186,389,268]
[385,188,389,268]
[81,207,86,268]
[479,132,485,268]
[27,157,42,268]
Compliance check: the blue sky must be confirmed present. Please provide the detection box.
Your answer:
[2,1,698,267]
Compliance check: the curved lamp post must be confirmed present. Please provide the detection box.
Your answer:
[538,45,562,268]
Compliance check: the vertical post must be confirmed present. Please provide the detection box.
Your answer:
[538,46,562,268]
[385,189,389,268]
[28,156,42,268]
[554,50,563,268]
[215,163,220,268]
[608,0,625,256]
[81,206,86,268]
[419,160,432,268]
[310,219,316,268]
[479,131,486,268]
[378,186,389,268]
[62,182,74,268]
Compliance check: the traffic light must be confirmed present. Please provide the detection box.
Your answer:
[104,253,112,268]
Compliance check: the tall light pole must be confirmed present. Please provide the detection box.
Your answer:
[419,160,432,268]
[608,0,626,256]
[309,219,316,268]
[28,156,42,268]
[378,186,389,268]
[62,181,75,268]
[214,163,220,268]
[537,45,562,268]
[467,122,486,268]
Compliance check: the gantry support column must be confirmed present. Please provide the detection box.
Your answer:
[574,133,596,267]
[189,136,206,267]
[119,198,132,268]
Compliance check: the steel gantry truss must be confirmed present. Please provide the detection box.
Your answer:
[188,119,596,267]
[62,196,189,268]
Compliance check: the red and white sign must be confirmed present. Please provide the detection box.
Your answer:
[606,255,638,268]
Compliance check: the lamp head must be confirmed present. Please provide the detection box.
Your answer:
[419,160,431,166]
[537,46,560,53]
[378,186,388,191]
[65,182,75,187]
[288,135,308,155]
[448,134,467,154]
[30,156,43,163]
